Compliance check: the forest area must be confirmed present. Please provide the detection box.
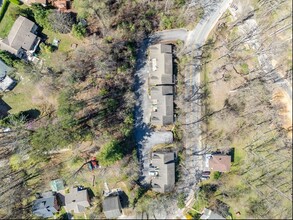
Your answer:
[185,0,292,219]
[0,0,204,218]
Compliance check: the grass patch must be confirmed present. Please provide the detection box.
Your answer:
[0,2,19,38]
[0,0,10,23]
[2,72,38,114]
[42,29,81,53]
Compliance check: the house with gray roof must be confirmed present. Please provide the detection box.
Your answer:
[149,44,174,126]
[0,16,40,59]
[102,194,122,219]
[32,191,60,218]
[64,187,90,213]
[200,208,225,219]
[150,151,175,193]
[0,59,14,92]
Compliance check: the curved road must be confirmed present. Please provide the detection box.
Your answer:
[133,0,232,218]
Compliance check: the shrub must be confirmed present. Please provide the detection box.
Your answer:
[0,51,17,67]
[48,11,75,34]
[177,193,185,209]
[31,3,51,29]
[72,24,86,39]
[9,154,22,171]
[10,0,21,5]
[97,140,123,166]
[213,171,221,180]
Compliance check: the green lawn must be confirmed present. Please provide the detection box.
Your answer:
[2,72,38,114]
[0,3,28,38]
[42,29,81,53]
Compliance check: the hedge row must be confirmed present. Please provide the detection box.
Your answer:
[0,0,10,23]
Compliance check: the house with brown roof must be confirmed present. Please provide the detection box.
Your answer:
[0,16,40,59]
[148,44,174,126]
[150,151,175,193]
[209,155,231,172]
[52,0,70,11]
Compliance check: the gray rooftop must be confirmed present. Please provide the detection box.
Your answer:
[150,86,174,126]
[149,44,173,85]
[0,16,38,56]
[200,208,225,219]
[102,195,122,219]
[151,152,175,193]
[32,195,58,218]
[0,59,13,79]
[64,188,90,213]
[149,44,174,126]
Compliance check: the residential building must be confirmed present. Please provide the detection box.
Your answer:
[32,191,60,218]
[149,44,174,126]
[209,155,231,172]
[150,151,175,193]
[0,16,41,59]
[53,0,70,11]
[20,0,47,6]
[102,194,122,219]
[64,187,90,213]
[200,208,225,219]
[0,59,14,92]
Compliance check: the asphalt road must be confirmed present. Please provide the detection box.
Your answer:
[133,1,232,218]
[180,0,233,207]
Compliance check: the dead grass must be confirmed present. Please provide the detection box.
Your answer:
[197,4,292,218]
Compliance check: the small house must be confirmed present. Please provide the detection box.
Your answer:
[64,187,90,213]
[102,194,122,219]
[32,191,60,218]
[0,59,14,92]
[200,208,225,219]
[209,155,231,172]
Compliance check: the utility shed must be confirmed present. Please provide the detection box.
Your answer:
[50,179,65,192]
[0,59,14,92]
[102,195,122,219]
[151,152,175,193]
[64,187,90,213]
[209,155,231,172]
[200,208,225,219]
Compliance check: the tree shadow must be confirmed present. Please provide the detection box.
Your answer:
[87,187,96,201]
[228,148,235,163]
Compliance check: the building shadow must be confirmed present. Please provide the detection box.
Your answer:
[0,98,11,118]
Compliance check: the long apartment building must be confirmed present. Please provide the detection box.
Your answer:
[148,44,174,126]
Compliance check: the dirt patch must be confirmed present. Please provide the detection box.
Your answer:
[272,88,292,138]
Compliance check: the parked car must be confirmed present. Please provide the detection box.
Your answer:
[202,171,211,177]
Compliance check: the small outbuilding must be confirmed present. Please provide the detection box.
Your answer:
[209,155,231,172]
[200,208,225,219]
[102,194,122,219]
[50,179,65,192]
